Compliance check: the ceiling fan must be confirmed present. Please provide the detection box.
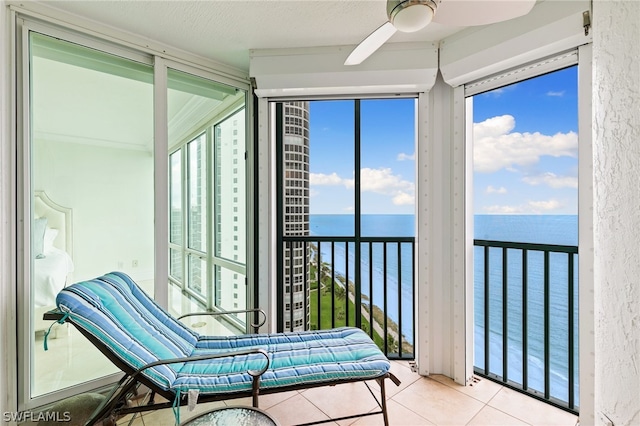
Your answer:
[345,0,536,66]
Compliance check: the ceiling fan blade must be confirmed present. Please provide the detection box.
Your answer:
[433,0,536,27]
[344,21,398,66]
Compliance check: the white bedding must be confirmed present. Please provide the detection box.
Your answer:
[34,247,74,307]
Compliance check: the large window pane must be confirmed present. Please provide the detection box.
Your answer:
[167,67,247,320]
[307,100,354,236]
[187,254,207,299]
[188,134,207,252]
[170,150,182,245]
[278,99,416,357]
[215,109,245,263]
[29,32,154,397]
[215,265,245,313]
[360,99,416,234]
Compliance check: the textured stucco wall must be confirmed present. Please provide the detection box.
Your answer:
[592,1,640,425]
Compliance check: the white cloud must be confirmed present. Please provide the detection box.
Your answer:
[482,199,564,214]
[547,90,565,97]
[397,152,415,161]
[483,204,523,214]
[486,185,507,194]
[311,168,415,206]
[473,115,578,173]
[522,172,578,189]
[392,192,414,206]
[310,172,343,186]
[352,168,414,194]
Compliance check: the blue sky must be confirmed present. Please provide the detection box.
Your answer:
[308,65,578,215]
[309,98,416,215]
[472,66,578,214]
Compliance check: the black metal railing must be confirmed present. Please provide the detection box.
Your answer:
[473,239,579,414]
[280,236,415,359]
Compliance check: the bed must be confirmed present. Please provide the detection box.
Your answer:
[33,190,74,335]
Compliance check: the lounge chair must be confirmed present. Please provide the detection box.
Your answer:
[44,271,400,425]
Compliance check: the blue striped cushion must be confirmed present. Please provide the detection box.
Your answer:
[56,272,391,396]
[176,327,390,393]
[56,272,198,391]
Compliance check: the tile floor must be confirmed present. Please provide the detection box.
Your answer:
[119,361,578,426]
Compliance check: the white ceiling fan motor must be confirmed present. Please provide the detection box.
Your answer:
[387,0,439,33]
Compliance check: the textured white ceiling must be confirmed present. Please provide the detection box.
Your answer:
[43,0,464,71]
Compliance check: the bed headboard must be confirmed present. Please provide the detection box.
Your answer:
[34,191,73,259]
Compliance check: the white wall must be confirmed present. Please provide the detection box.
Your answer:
[33,139,155,282]
[592,1,640,425]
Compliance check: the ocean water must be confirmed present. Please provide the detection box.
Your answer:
[309,213,578,404]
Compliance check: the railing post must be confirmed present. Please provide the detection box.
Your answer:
[502,247,508,384]
[317,241,322,330]
[544,250,550,400]
[369,242,374,340]
[522,249,528,391]
[397,242,403,358]
[484,245,490,375]
[331,241,335,328]
[568,252,575,410]
[383,242,388,354]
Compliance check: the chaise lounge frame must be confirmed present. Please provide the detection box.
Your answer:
[45,272,401,426]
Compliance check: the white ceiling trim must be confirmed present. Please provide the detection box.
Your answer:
[250,43,438,98]
[34,130,152,154]
[440,0,592,88]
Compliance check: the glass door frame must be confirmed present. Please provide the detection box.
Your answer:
[16,18,253,410]
[16,19,155,410]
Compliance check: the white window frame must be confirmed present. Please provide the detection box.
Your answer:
[451,40,593,426]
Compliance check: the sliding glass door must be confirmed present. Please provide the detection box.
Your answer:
[24,31,154,401]
[18,23,251,410]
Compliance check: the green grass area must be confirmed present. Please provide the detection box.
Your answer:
[309,287,388,350]
[308,254,412,355]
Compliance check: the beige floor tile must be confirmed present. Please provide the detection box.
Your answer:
[429,375,502,404]
[257,390,300,410]
[392,377,484,425]
[351,399,435,426]
[301,382,380,423]
[488,388,578,426]
[386,361,421,397]
[265,393,334,426]
[467,405,531,426]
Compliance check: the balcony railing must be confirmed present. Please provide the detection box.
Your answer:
[474,239,579,414]
[278,236,578,412]
[279,236,415,359]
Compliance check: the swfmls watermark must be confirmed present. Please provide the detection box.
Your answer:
[3,411,71,423]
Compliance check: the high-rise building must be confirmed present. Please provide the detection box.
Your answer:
[214,110,246,312]
[283,101,310,331]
